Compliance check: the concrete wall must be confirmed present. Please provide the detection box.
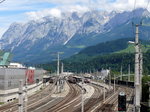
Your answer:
[0,68,44,103]
[0,81,43,102]
[0,68,43,90]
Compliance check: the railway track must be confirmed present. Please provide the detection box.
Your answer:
[74,83,103,112]
[0,80,134,112]
[95,85,133,112]
[44,83,81,112]
[25,83,56,111]
[0,82,56,112]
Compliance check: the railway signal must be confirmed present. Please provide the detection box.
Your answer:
[118,92,126,112]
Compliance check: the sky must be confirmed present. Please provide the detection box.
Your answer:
[0,0,149,37]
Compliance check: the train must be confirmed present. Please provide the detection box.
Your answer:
[49,77,56,83]
[84,78,90,83]
[116,80,134,87]
[68,76,90,83]
[105,79,134,87]
[68,76,77,83]
[118,92,126,112]
[43,76,56,83]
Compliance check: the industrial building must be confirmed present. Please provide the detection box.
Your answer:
[0,52,45,103]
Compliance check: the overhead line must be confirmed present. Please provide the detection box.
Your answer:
[0,0,5,4]
[132,0,137,21]
[140,0,150,24]
[133,0,137,11]
[145,0,150,10]
[131,0,137,38]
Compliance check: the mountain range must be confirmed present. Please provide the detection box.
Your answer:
[1,8,150,64]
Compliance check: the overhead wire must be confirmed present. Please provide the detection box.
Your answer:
[0,0,5,4]
[137,0,150,46]
[132,0,137,22]
[140,0,150,25]
[145,0,150,10]
[131,0,137,38]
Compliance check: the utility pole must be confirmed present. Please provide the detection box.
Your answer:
[24,75,28,112]
[81,73,84,112]
[61,63,63,74]
[128,64,131,82]
[109,67,111,90]
[18,80,23,112]
[114,74,116,94]
[61,63,64,91]
[120,65,122,81]
[103,86,105,102]
[134,24,141,112]
[57,52,60,93]
[139,46,143,99]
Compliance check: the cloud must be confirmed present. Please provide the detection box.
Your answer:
[37,0,89,5]
[0,0,150,38]
[39,0,150,15]
[0,0,149,12]
[26,8,62,20]
[25,4,90,20]
[59,5,89,13]
[105,0,150,11]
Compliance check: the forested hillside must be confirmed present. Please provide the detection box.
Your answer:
[42,38,150,75]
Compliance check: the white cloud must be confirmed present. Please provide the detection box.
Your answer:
[37,0,150,14]
[37,0,90,5]
[26,8,62,20]
[0,0,149,12]
[25,5,90,20]
[60,5,89,13]
[0,0,150,37]
[105,0,150,12]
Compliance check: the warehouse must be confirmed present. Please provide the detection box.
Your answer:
[0,67,45,103]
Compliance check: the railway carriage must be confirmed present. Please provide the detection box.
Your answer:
[68,76,77,83]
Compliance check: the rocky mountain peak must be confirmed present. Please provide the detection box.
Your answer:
[0,8,149,63]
